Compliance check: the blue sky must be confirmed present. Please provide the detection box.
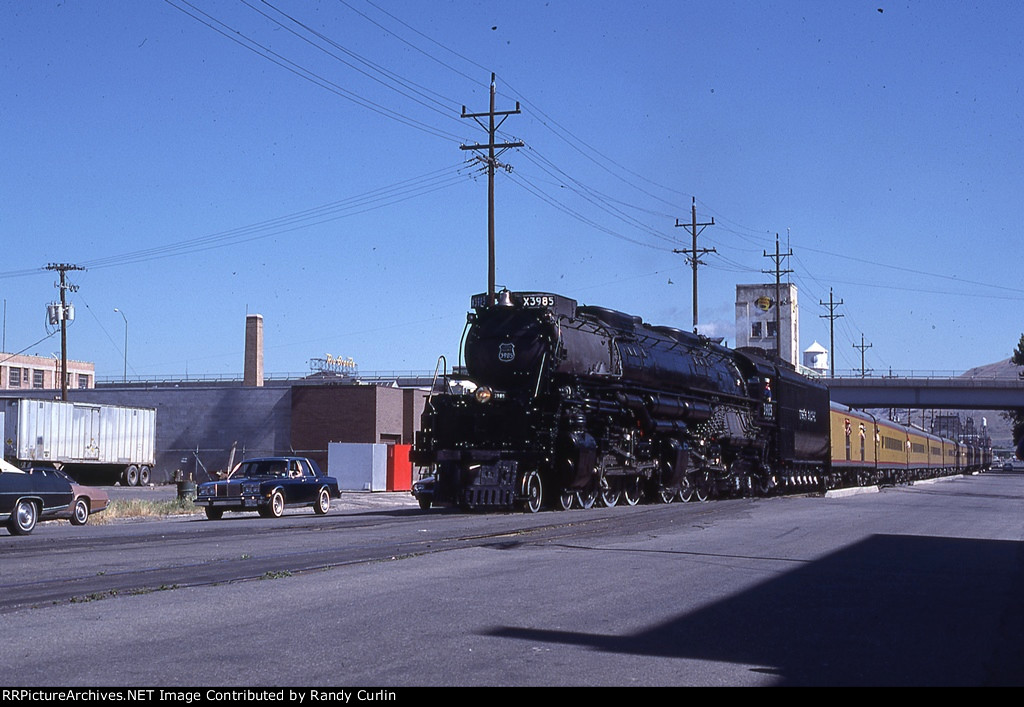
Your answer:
[2,1,1022,380]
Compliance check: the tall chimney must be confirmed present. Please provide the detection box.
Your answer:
[244,313,264,387]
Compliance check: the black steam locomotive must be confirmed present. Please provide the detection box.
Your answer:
[411,290,832,512]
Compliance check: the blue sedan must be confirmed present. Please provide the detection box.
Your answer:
[1,460,74,535]
[194,456,341,520]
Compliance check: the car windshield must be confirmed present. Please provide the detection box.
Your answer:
[239,460,289,478]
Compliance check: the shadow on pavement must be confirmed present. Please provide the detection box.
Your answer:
[488,534,1024,686]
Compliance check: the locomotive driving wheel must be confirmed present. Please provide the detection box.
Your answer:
[556,489,575,511]
[599,477,621,507]
[576,486,598,509]
[694,470,712,502]
[622,476,642,506]
[678,478,694,502]
[521,470,544,514]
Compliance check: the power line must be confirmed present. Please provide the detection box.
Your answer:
[164,0,464,143]
[1,165,470,278]
[253,0,465,119]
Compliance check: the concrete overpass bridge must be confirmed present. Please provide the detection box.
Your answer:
[825,373,1024,410]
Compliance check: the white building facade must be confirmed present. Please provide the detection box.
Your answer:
[734,283,800,366]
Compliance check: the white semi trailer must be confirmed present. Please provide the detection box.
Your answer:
[1,399,156,485]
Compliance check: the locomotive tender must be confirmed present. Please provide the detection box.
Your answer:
[411,290,984,512]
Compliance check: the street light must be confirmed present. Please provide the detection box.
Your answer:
[50,353,60,390]
[114,308,127,384]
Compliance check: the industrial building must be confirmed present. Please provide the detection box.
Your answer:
[735,282,800,366]
[0,314,429,487]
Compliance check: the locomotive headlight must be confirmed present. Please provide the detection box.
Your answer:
[475,386,494,403]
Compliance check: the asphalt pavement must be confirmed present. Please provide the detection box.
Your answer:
[104,481,421,511]
[6,471,1022,686]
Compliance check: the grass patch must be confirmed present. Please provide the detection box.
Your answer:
[91,497,199,523]
[261,570,292,580]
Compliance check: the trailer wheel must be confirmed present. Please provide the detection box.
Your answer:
[70,498,90,526]
[138,466,151,486]
[8,499,38,535]
[124,465,140,486]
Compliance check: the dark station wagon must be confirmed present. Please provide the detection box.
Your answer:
[194,456,341,520]
[0,459,74,535]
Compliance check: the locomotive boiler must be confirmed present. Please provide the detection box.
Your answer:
[411,290,831,512]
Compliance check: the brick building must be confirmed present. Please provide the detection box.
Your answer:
[290,385,427,472]
[0,352,95,391]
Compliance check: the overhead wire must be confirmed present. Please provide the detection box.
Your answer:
[337,0,700,253]
[75,0,1024,342]
[0,164,472,278]
[311,2,1020,379]
[80,165,473,271]
[251,0,466,122]
[505,170,666,251]
[163,0,464,143]
[351,0,491,83]
[515,147,683,247]
[0,331,59,366]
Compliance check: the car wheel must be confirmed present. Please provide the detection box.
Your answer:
[70,497,90,525]
[314,487,331,515]
[204,507,224,521]
[267,490,285,518]
[418,496,432,511]
[8,499,38,535]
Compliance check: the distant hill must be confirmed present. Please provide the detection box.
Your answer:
[958,359,1021,450]
[961,358,1022,379]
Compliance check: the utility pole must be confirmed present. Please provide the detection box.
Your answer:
[673,197,715,332]
[761,235,793,360]
[853,333,873,378]
[45,263,84,401]
[460,73,522,305]
[818,288,844,378]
